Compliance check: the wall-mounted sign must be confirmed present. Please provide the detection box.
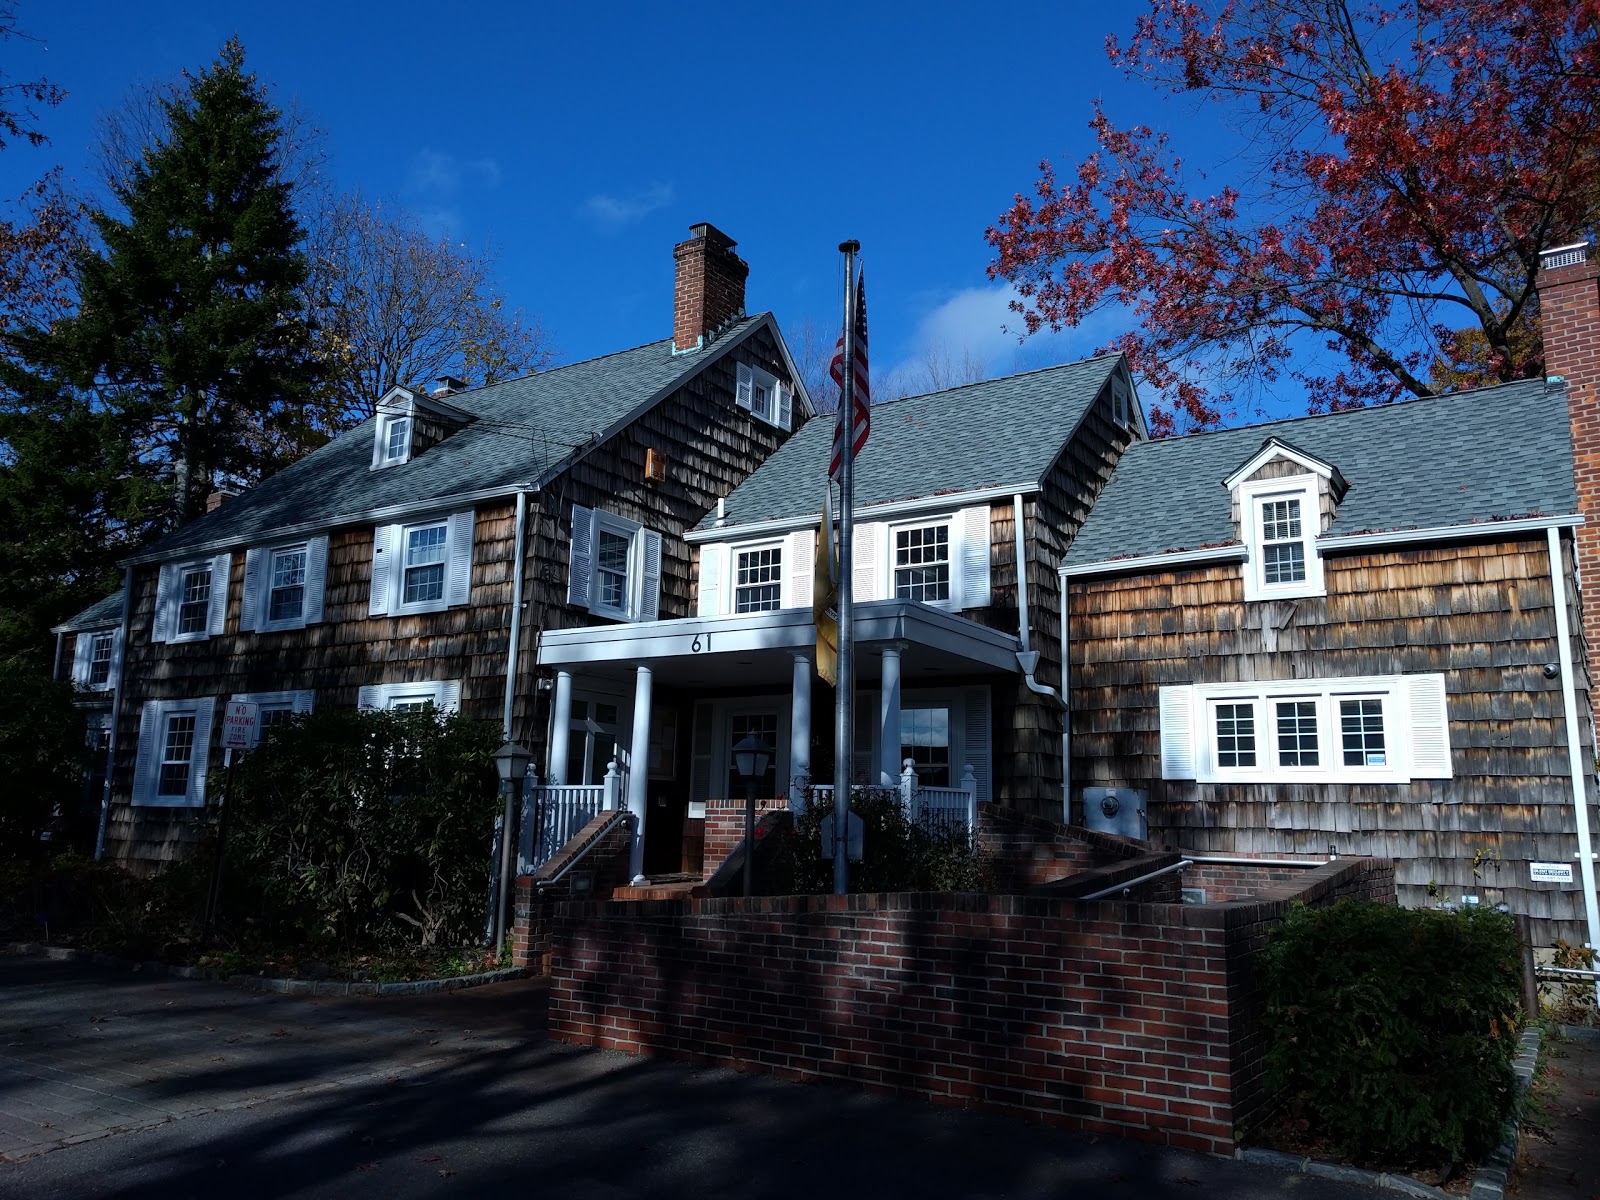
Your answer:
[222,701,260,750]
[1530,861,1575,884]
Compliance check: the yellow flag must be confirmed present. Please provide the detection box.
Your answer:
[814,485,839,686]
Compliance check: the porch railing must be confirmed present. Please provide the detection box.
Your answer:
[520,758,622,873]
[796,761,979,834]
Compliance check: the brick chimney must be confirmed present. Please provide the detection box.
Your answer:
[1537,239,1600,673]
[673,223,748,353]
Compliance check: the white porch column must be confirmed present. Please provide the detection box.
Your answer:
[790,651,811,802]
[548,670,573,785]
[879,642,906,787]
[626,664,653,884]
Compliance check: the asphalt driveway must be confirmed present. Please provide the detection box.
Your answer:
[0,954,1391,1199]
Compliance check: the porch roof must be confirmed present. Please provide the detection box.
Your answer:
[537,601,1023,688]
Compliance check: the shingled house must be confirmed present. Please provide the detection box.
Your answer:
[534,353,1145,879]
[86,223,812,871]
[1062,376,1596,944]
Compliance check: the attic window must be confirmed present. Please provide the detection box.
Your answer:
[372,392,417,470]
[1111,377,1132,428]
[1239,476,1325,601]
[736,362,793,431]
[384,417,411,463]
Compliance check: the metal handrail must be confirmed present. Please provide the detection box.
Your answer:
[1080,859,1194,901]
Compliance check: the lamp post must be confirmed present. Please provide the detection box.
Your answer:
[491,740,532,949]
[731,732,772,898]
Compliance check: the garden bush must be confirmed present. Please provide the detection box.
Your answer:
[766,787,987,894]
[0,657,90,860]
[224,706,500,952]
[1258,899,1523,1165]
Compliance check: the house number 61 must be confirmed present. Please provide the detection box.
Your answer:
[690,633,712,653]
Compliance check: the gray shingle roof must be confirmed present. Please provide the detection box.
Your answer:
[141,315,772,560]
[1065,378,1577,567]
[54,589,125,632]
[692,355,1121,533]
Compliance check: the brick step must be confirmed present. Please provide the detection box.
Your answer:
[611,882,711,901]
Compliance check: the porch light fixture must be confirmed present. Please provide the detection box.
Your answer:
[733,732,772,898]
[493,740,533,784]
[490,741,533,951]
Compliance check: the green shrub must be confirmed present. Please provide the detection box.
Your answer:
[223,706,499,951]
[0,853,205,958]
[0,657,90,859]
[766,787,987,895]
[1259,900,1523,1164]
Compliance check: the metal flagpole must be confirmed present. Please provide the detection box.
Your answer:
[833,240,859,896]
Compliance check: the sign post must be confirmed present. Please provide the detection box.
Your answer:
[203,702,260,943]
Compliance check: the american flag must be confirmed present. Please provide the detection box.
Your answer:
[828,269,869,481]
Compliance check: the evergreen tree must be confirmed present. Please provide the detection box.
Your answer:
[45,37,321,528]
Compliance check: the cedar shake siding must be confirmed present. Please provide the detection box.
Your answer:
[1068,533,1597,946]
[105,318,806,872]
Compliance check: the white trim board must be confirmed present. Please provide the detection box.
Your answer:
[686,482,1036,544]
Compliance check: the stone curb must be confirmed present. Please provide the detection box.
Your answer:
[5,941,528,996]
[1236,1024,1543,1200]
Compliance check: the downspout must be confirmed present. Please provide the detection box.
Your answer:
[52,631,64,681]
[1060,563,1071,825]
[1548,525,1600,1004]
[1009,494,1067,814]
[94,571,133,861]
[492,488,531,951]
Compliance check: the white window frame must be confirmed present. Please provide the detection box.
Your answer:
[372,392,416,469]
[732,541,784,614]
[398,518,450,613]
[72,628,120,692]
[154,554,230,645]
[133,697,216,808]
[568,505,662,623]
[357,680,462,713]
[1238,476,1325,601]
[369,511,474,617]
[230,689,314,734]
[735,361,794,431]
[889,516,956,608]
[242,535,329,633]
[1186,676,1425,784]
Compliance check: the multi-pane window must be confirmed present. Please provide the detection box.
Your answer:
[596,529,630,611]
[177,568,211,635]
[735,546,782,613]
[565,698,620,785]
[1214,703,1257,768]
[389,698,433,713]
[1260,498,1306,584]
[385,416,410,462]
[895,524,951,603]
[1275,700,1320,767]
[88,632,114,688]
[268,546,307,622]
[726,712,779,799]
[157,714,196,797]
[900,707,951,787]
[1341,698,1387,766]
[751,379,772,422]
[403,523,448,605]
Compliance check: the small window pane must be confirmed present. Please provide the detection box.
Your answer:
[735,546,782,613]
[1214,703,1257,768]
[895,525,951,603]
[726,713,779,799]
[1263,541,1306,584]
[1261,498,1302,541]
[386,417,410,461]
[596,529,630,610]
[900,707,951,787]
[269,546,307,622]
[1259,496,1308,584]
[178,568,211,634]
[88,633,114,687]
[1341,698,1387,766]
[403,524,447,604]
[1276,700,1320,767]
[593,702,619,725]
[158,714,196,796]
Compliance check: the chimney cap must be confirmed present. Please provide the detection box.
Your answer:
[432,375,469,397]
[686,221,738,251]
[1540,241,1591,270]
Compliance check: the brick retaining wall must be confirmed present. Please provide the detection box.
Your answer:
[547,856,1395,1152]
[511,811,634,973]
[1182,859,1325,903]
[701,796,790,881]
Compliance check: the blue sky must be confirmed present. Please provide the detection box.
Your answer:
[6,1,1224,392]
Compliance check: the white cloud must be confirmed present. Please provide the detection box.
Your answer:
[405,150,502,199]
[581,182,675,230]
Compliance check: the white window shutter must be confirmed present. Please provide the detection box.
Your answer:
[447,510,475,607]
[735,362,754,410]
[1405,674,1452,779]
[369,525,397,616]
[71,633,93,686]
[957,506,991,610]
[106,630,124,692]
[240,548,265,632]
[853,522,882,601]
[777,384,794,431]
[697,544,726,616]
[689,700,714,803]
[371,419,386,470]
[567,505,595,608]
[357,684,382,710]
[783,530,814,609]
[304,535,330,624]
[153,564,176,643]
[133,701,161,805]
[638,530,663,621]
[207,554,230,636]
[440,680,462,713]
[293,690,315,713]
[188,698,216,806]
[1159,685,1200,780]
[960,686,992,803]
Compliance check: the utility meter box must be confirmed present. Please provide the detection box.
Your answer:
[1082,787,1148,841]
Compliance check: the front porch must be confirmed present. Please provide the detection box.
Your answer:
[529,600,1022,881]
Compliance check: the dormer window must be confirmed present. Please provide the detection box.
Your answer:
[736,362,793,431]
[372,389,417,470]
[1239,477,1324,600]
[385,416,411,463]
